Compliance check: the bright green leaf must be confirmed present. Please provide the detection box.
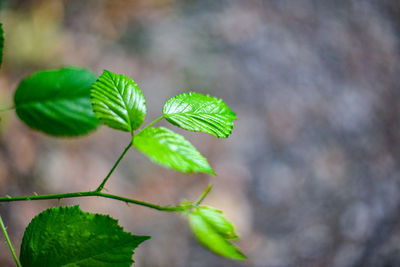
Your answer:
[14,67,99,136]
[20,206,150,267]
[134,127,214,174]
[0,23,4,67]
[198,206,238,239]
[90,70,146,132]
[188,207,246,260]
[163,92,236,138]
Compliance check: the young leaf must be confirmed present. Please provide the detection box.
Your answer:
[198,206,238,239]
[14,67,99,136]
[163,92,236,138]
[91,70,146,132]
[0,23,4,67]
[20,206,150,267]
[188,207,246,260]
[134,127,214,174]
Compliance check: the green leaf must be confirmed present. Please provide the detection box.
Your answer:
[20,206,150,267]
[163,92,236,138]
[134,127,214,174]
[90,70,146,132]
[197,206,238,239]
[188,207,246,261]
[0,23,4,68]
[14,67,100,136]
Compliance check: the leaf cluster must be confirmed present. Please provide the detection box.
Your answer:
[0,22,245,266]
[188,206,246,260]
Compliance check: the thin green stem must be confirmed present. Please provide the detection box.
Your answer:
[137,116,164,134]
[96,192,184,211]
[195,184,213,205]
[0,191,184,212]
[96,141,132,192]
[0,106,15,112]
[0,214,22,267]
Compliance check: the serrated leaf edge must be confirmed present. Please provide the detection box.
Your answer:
[163,92,236,138]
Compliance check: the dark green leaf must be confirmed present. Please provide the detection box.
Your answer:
[163,92,236,138]
[0,23,4,67]
[188,207,245,260]
[91,70,146,132]
[14,67,99,136]
[134,127,214,174]
[20,206,150,267]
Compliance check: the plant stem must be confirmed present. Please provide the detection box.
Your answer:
[137,116,164,134]
[0,191,184,212]
[0,106,15,112]
[0,215,22,267]
[96,141,132,192]
[195,184,213,205]
[96,192,184,211]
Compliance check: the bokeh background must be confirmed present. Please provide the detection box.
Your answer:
[1,0,400,266]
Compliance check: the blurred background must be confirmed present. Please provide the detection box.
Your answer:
[0,0,400,266]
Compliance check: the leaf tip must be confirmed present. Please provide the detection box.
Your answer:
[233,250,247,261]
[207,168,216,176]
[102,69,112,75]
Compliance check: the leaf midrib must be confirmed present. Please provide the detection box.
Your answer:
[107,71,133,131]
[164,111,231,117]
[16,94,89,109]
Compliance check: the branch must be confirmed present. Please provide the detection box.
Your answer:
[195,184,213,205]
[0,191,185,212]
[137,116,164,134]
[0,106,15,112]
[0,214,22,267]
[96,115,164,192]
[95,141,132,192]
